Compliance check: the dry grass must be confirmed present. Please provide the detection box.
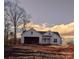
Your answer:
[5,43,74,59]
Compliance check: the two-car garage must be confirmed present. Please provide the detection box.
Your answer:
[24,37,39,44]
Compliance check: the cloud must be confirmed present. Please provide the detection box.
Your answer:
[50,22,74,39]
[50,22,74,33]
[18,22,74,39]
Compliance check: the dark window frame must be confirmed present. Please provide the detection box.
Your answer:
[54,39,57,43]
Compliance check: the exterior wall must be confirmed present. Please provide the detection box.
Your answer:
[50,33,62,45]
[21,29,41,44]
[41,31,52,44]
[39,36,43,44]
[21,29,62,45]
[40,37,51,44]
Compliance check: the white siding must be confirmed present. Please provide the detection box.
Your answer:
[42,31,52,44]
[50,33,62,45]
[39,36,43,44]
[21,29,41,44]
[21,29,62,45]
[23,30,40,37]
[41,37,50,44]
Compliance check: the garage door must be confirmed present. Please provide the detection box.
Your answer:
[24,37,39,44]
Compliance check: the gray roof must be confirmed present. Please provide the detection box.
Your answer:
[22,29,61,39]
[38,31,61,38]
[38,31,46,35]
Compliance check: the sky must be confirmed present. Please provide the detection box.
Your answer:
[18,0,74,25]
[16,0,74,40]
[5,0,74,41]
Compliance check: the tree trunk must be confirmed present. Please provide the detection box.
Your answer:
[14,14,17,45]
[4,29,8,46]
[14,26,16,45]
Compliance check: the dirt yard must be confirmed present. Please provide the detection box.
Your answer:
[5,44,74,59]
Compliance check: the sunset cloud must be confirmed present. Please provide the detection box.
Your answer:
[50,22,74,39]
[50,22,74,33]
[18,22,74,39]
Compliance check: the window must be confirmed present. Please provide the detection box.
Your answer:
[31,31,33,35]
[49,32,50,35]
[43,38,50,43]
[54,39,57,43]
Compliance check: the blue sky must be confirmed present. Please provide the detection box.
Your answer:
[18,0,74,25]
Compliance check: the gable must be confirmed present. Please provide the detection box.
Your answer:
[22,29,41,37]
[43,31,52,36]
[52,32,61,39]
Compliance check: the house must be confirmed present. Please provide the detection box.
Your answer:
[21,28,62,45]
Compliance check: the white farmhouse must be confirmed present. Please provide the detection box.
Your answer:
[21,28,62,45]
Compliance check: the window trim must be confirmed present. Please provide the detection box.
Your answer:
[54,39,57,43]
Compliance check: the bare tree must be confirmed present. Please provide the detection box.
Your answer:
[4,0,30,44]
[4,19,11,46]
[4,9,12,46]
